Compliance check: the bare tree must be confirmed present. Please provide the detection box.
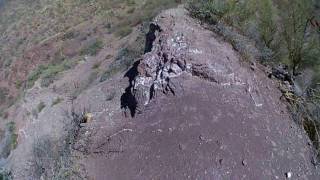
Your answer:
[279,0,314,76]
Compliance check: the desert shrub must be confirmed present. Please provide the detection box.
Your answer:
[6,122,18,151]
[0,111,8,119]
[26,65,46,88]
[15,80,22,89]
[188,0,255,26]
[100,30,145,82]
[0,169,12,180]
[256,0,278,49]
[3,59,12,68]
[188,0,320,76]
[188,0,230,24]
[290,99,320,157]
[27,59,76,88]
[110,0,183,36]
[51,97,64,107]
[188,0,263,62]
[0,122,18,159]
[127,7,135,14]
[278,0,315,75]
[188,0,320,160]
[114,25,133,38]
[41,59,76,87]
[100,48,135,81]
[62,31,78,40]
[32,109,38,119]
[0,87,9,106]
[41,65,66,87]
[80,39,104,56]
[31,108,88,179]
[92,62,101,69]
[37,102,46,113]
[32,136,62,179]
[69,70,99,100]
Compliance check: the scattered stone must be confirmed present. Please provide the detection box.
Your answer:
[242,159,248,166]
[83,113,93,123]
[179,143,186,151]
[285,172,293,179]
[84,131,90,136]
[269,64,293,84]
[199,134,205,141]
[250,62,256,71]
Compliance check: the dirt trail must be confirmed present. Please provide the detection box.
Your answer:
[80,7,319,179]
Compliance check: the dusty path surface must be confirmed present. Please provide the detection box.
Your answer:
[80,7,319,180]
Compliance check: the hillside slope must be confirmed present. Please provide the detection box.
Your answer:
[1,4,319,180]
[0,0,181,112]
[78,7,318,179]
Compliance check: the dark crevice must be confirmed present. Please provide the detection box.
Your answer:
[149,84,155,100]
[121,23,162,117]
[144,23,161,54]
[121,61,140,117]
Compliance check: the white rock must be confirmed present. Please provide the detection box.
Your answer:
[286,172,293,179]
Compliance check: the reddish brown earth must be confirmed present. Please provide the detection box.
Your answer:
[0,19,107,110]
[3,5,319,180]
[77,7,319,180]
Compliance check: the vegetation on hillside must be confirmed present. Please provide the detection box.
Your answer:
[0,0,183,113]
[0,0,182,67]
[26,59,77,88]
[188,0,319,76]
[0,2,184,176]
[188,0,320,159]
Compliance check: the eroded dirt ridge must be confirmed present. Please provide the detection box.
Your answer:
[90,7,320,179]
[4,6,320,179]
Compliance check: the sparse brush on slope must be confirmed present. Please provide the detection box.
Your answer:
[188,0,320,76]
[188,0,320,160]
[31,107,89,179]
[279,0,316,76]
[26,59,77,88]
[100,30,145,82]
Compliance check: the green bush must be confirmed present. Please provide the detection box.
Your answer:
[0,170,12,180]
[80,39,104,56]
[6,122,18,150]
[188,0,255,26]
[27,60,76,88]
[188,0,320,76]
[279,0,315,75]
[100,38,144,82]
[114,25,133,38]
[3,59,12,68]
[62,31,78,40]
[26,65,47,88]
[188,0,320,159]
[0,122,18,159]
[257,0,278,48]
